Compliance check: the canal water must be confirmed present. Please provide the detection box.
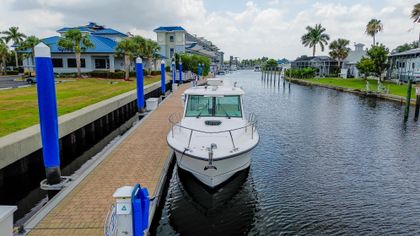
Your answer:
[152,70,420,235]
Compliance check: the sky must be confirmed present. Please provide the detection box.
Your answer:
[0,0,418,60]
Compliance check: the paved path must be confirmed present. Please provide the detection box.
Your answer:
[0,75,27,88]
[27,83,192,235]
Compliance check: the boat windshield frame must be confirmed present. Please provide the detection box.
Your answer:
[184,94,243,118]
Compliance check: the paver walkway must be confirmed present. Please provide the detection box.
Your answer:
[28,82,193,235]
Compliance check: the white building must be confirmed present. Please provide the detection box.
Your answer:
[388,48,420,82]
[341,43,367,78]
[153,26,224,72]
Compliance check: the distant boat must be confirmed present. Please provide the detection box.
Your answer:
[254,66,260,72]
[167,78,259,188]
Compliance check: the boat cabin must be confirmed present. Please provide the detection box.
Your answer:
[182,81,245,120]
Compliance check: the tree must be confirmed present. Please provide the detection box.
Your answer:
[329,38,350,68]
[18,36,41,70]
[356,57,375,80]
[411,3,420,22]
[263,59,278,70]
[411,3,420,48]
[365,19,383,46]
[393,41,418,53]
[116,38,138,80]
[140,39,160,74]
[0,40,8,75]
[1,26,26,68]
[58,29,94,78]
[366,44,389,81]
[301,24,330,56]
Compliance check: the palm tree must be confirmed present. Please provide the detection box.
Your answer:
[142,39,160,74]
[411,3,420,48]
[329,38,350,69]
[18,36,41,70]
[301,24,330,57]
[58,29,94,78]
[0,41,8,75]
[365,19,383,46]
[1,26,26,69]
[116,38,138,80]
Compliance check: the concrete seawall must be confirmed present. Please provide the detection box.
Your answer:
[0,80,169,170]
[287,77,416,106]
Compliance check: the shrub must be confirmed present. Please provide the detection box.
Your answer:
[285,67,316,79]
[55,73,78,78]
[151,70,161,76]
[6,70,19,75]
[89,70,125,79]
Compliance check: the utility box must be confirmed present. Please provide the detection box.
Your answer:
[146,98,159,111]
[0,206,17,236]
[113,186,134,236]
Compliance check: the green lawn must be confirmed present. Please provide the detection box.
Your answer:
[303,78,416,98]
[0,76,160,137]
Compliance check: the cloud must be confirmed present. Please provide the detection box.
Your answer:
[0,0,419,60]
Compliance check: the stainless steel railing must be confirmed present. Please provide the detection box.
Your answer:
[168,113,258,150]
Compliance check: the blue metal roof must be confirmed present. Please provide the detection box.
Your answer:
[153,26,186,32]
[57,22,127,36]
[19,35,118,54]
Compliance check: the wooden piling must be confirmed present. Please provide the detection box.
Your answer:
[415,84,420,121]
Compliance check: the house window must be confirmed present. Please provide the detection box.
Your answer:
[170,48,174,58]
[169,35,174,42]
[67,58,86,68]
[412,62,415,69]
[52,58,63,68]
[95,58,109,69]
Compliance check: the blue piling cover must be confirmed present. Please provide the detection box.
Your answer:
[35,57,60,168]
[131,184,150,235]
[131,184,142,236]
[161,63,166,94]
[140,188,150,230]
[136,62,144,110]
[179,64,183,84]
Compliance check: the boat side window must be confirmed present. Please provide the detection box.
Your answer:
[215,95,242,118]
[185,95,213,117]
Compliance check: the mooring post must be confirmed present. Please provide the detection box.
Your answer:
[179,59,183,84]
[198,63,201,80]
[414,84,420,121]
[404,78,413,122]
[171,61,176,84]
[135,57,144,112]
[160,60,166,95]
[34,43,61,185]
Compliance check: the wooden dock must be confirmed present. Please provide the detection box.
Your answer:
[26,83,191,235]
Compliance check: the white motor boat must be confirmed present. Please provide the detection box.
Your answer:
[167,78,259,188]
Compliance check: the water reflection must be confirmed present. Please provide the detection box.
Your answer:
[154,167,257,236]
[155,70,420,235]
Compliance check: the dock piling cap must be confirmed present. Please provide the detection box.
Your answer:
[113,186,134,199]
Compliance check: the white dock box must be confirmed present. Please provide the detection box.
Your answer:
[0,206,17,236]
[146,98,159,111]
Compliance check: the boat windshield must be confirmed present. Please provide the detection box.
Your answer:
[185,95,242,118]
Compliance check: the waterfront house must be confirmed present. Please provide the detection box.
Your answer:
[21,22,129,73]
[387,48,420,82]
[291,56,338,76]
[153,26,224,72]
[341,43,367,78]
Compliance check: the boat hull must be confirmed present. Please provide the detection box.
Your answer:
[175,150,251,188]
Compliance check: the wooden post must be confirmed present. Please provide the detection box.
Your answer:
[415,84,420,121]
[404,78,413,122]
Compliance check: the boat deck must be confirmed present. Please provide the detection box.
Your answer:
[27,82,196,236]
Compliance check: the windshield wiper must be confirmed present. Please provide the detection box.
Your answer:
[220,106,231,119]
[196,103,209,118]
